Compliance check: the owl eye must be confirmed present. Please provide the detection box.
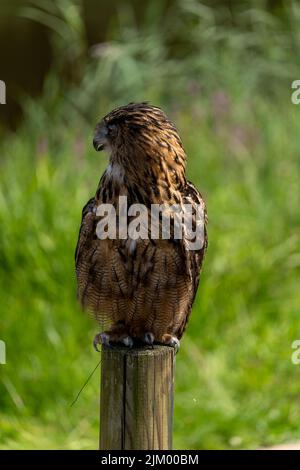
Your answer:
[107,123,117,136]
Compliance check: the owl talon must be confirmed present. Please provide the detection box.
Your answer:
[93,332,110,351]
[121,336,133,348]
[143,332,155,346]
[168,337,180,352]
[162,335,180,353]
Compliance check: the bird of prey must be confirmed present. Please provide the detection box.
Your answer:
[75,103,207,350]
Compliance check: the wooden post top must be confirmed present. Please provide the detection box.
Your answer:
[100,344,175,450]
[102,344,174,356]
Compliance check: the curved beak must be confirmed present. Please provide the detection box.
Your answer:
[93,137,105,151]
[93,125,108,151]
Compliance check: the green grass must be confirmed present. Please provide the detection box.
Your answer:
[1,90,300,449]
[1,0,300,450]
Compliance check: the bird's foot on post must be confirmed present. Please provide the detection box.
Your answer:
[143,332,155,347]
[93,332,111,351]
[161,334,180,353]
[93,332,134,351]
[121,336,134,348]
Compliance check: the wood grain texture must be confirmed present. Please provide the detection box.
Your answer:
[100,345,175,450]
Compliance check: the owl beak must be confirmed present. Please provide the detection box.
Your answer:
[93,125,108,151]
[93,138,105,151]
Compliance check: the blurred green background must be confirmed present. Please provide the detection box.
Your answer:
[1,0,300,450]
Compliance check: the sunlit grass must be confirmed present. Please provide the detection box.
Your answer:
[1,90,300,449]
[1,0,300,449]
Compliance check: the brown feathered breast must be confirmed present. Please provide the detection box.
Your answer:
[75,103,207,348]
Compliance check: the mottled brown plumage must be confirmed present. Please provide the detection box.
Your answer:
[75,103,207,349]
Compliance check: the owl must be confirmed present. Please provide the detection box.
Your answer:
[75,103,207,350]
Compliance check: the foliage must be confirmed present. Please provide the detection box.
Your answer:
[1,0,300,449]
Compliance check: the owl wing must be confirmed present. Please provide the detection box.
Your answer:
[175,181,208,338]
[75,197,98,303]
[75,197,131,327]
[75,197,96,262]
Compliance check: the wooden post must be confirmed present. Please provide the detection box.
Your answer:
[100,345,175,450]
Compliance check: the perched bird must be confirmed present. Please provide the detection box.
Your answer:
[75,103,207,350]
